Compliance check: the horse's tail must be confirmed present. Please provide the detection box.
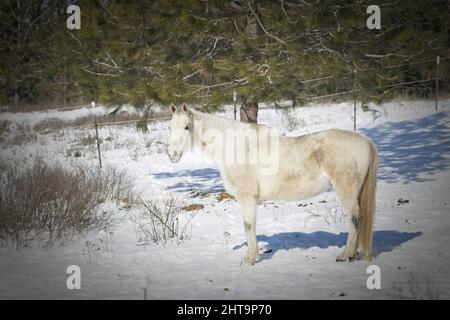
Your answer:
[358,140,378,260]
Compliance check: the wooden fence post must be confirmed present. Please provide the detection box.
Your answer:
[435,55,440,111]
[353,68,357,131]
[233,90,237,120]
[95,122,102,168]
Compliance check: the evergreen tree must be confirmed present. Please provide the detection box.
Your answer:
[1,0,448,113]
[73,0,447,112]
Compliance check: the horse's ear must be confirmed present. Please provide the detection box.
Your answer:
[170,103,177,114]
[182,103,189,114]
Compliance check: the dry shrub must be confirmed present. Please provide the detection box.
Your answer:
[33,118,68,131]
[0,120,11,135]
[0,120,11,144]
[0,159,134,247]
[128,195,191,246]
[0,121,36,146]
[277,107,303,132]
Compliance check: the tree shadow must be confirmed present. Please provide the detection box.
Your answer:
[151,168,224,193]
[233,230,422,261]
[361,111,450,184]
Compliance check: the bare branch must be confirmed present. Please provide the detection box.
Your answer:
[182,69,202,81]
[247,1,287,46]
[82,67,119,77]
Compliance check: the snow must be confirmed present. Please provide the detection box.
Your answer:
[1,98,450,299]
[0,104,142,127]
[0,105,106,126]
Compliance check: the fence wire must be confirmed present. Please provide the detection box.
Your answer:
[18,55,449,134]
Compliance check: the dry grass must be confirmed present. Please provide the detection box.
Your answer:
[217,192,234,202]
[181,204,205,211]
[33,112,144,132]
[32,107,171,132]
[0,159,134,248]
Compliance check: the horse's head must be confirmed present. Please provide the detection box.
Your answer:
[167,103,193,163]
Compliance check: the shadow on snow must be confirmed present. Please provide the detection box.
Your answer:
[361,111,450,183]
[233,230,422,261]
[151,168,224,193]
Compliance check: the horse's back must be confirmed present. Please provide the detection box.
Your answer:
[257,128,375,200]
[311,129,375,190]
[312,128,374,164]
[218,127,375,201]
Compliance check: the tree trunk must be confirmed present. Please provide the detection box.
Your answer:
[240,101,259,124]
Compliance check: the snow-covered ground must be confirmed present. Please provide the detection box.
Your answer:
[1,98,450,299]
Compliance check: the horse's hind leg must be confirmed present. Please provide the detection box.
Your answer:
[335,190,362,262]
[237,195,258,266]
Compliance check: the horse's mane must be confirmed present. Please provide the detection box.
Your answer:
[188,107,270,131]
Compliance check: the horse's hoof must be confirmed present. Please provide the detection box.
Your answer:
[336,255,357,262]
[240,256,256,266]
[336,252,357,262]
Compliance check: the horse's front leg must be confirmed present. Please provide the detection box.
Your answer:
[237,195,258,266]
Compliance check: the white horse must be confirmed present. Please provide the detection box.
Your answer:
[168,103,378,266]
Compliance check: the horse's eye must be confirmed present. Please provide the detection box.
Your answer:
[185,126,189,130]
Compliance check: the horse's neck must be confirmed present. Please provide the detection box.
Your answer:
[192,111,229,162]
[192,113,205,148]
